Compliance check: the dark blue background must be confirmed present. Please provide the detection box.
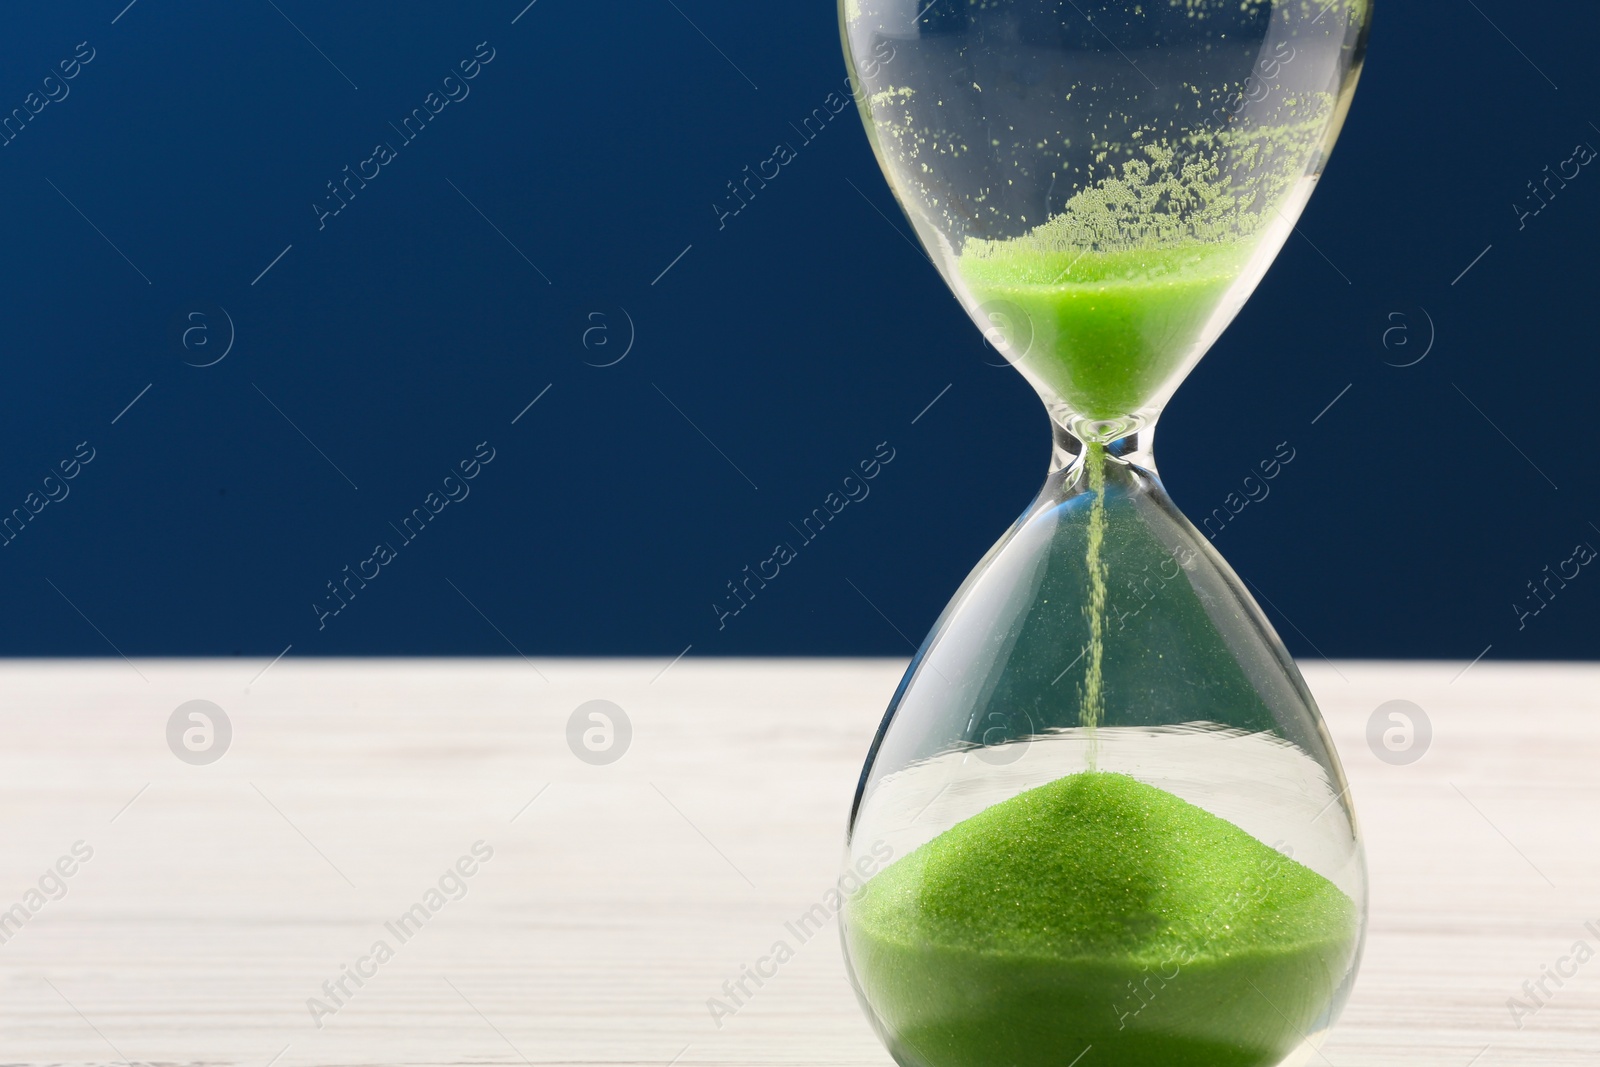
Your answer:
[1,0,1595,660]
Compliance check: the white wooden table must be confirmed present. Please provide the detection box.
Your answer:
[0,659,1595,1067]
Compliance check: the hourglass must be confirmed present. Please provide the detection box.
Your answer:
[838,3,1372,1066]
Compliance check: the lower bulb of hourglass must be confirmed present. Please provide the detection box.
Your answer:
[839,442,1365,1067]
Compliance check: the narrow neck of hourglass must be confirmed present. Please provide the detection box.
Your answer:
[1049,414,1159,476]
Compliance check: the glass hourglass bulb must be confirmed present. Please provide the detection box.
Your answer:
[837,3,1373,1067]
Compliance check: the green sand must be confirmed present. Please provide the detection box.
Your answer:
[846,772,1357,1067]
[1079,440,1109,767]
[960,240,1249,420]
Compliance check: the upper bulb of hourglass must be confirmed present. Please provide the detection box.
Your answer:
[843,0,1371,427]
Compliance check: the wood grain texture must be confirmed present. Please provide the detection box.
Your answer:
[0,659,1594,1067]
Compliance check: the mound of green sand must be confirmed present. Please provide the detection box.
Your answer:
[845,772,1357,1067]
